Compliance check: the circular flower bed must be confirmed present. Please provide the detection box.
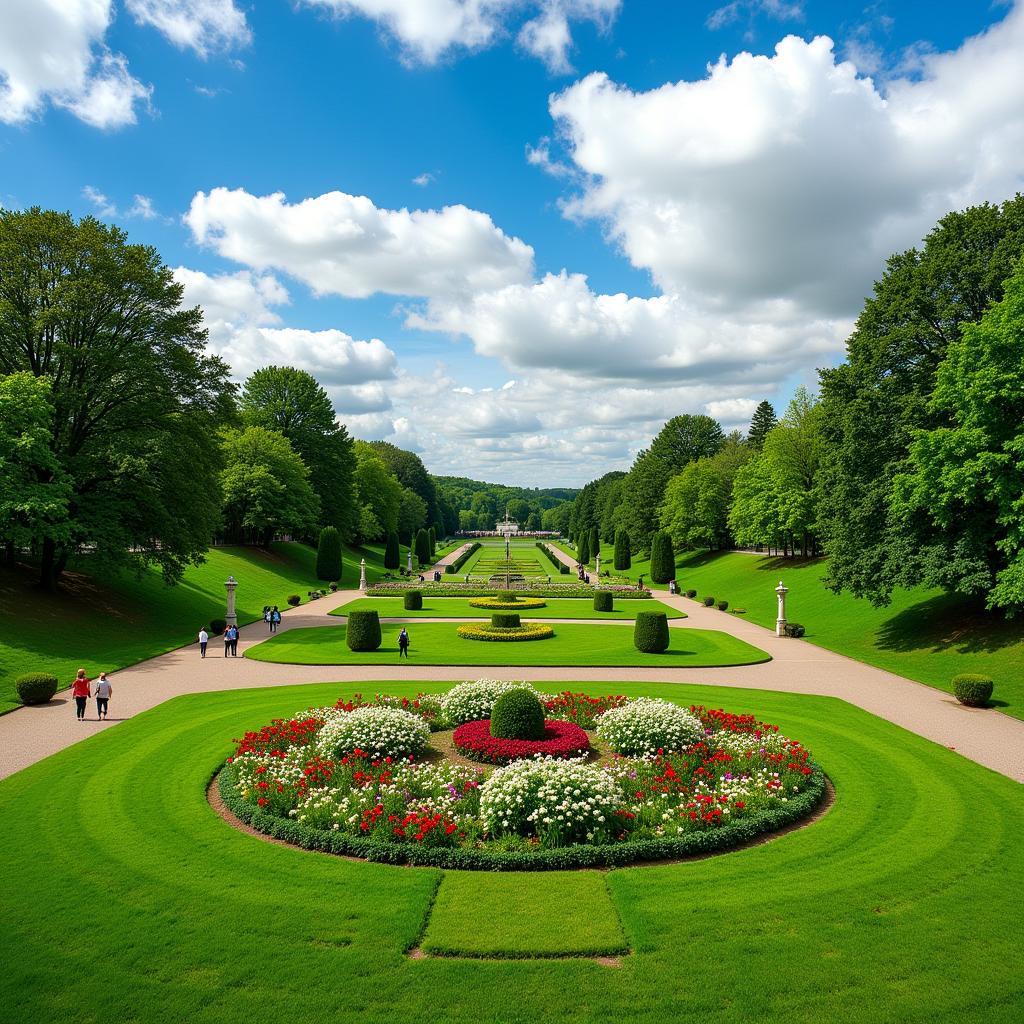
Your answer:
[219,685,827,870]
[452,718,590,765]
[468,597,547,610]
[456,623,554,642]
[596,698,704,755]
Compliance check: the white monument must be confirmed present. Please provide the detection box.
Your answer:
[224,576,238,627]
[359,558,367,591]
[495,504,520,535]
[594,553,601,581]
[775,580,789,637]
[407,547,413,573]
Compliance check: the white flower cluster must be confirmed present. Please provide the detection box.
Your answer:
[438,679,537,726]
[480,757,622,844]
[596,698,704,755]
[317,705,430,760]
[713,730,791,758]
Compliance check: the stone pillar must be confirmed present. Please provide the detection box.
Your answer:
[407,548,413,573]
[775,580,789,637]
[225,576,238,627]
[359,558,367,591]
[595,554,601,580]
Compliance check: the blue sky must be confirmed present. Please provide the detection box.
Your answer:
[2,1,1022,484]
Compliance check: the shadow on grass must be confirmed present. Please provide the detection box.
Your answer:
[874,593,1023,657]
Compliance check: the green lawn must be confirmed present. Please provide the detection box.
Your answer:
[1,680,1020,1022]
[0,541,395,711]
[460,540,553,580]
[244,621,767,667]
[333,597,685,621]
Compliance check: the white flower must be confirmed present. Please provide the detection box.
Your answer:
[596,698,703,755]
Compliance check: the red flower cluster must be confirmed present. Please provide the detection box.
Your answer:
[388,811,460,843]
[689,705,780,736]
[543,691,630,729]
[232,717,322,757]
[333,694,366,712]
[452,718,590,765]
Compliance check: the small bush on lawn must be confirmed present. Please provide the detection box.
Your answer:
[287,594,301,607]
[490,689,546,740]
[634,610,670,653]
[953,674,994,707]
[491,612,522,629]
[16,672,59,705]
[209,618,227,636]
[716,600,729,611]
[329,582,338,592]
[703,596,715,607]
[404,590,423,611]
[685,589,697,599]
[784,623,806,638]
[593,591,614,612]
[346,609,382,651]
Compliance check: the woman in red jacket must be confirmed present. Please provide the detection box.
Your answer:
[71,669,91,721]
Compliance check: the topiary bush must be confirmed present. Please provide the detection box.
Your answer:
[346,609,382,651]
[490,688,546,740]
[685,589,697,599]
[415,528,431,566]
[428,526,436,557]
[593,591,613,612]
[384,531,401,570]
[404,590,423,611]
[577,532,591,565]
[703,596,715,607]
[491,611,522,629]
[716,600,729,611]
[287,594,301,607]
[316,526,342,581]
[209,618,227,635]
[650,530,675,583]
[784,622,806,638]
[16,672,59,705]
[953,674,994,707]
[634,610,670,653]
[613,528,631,571]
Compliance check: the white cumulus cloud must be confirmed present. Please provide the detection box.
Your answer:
[125,0,251,56]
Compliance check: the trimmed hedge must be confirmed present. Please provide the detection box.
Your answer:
[315,526,342,581]
[218,761,826,870]
[469,597,546,610]
[703,596,715,607]
[716,600,729,612]
[286,595,301,607]
[456,623,554,642]
[685,589,697,599]
[383,531,400,570]
[428,526,436,558]
[953,674,994,707]
[535,540,567,574]
[16,672,59,705]
[650,531,675,584]
[448,542,480,574]
[634,610,670,653]
[490,612,522,629]
[490,689,546,740]
[414,528,431,566]
[366,582,653,599]
[593,591,614,612]
[403,590,423,611]
[784,622,806,638]
[577,532,591,566]
[209,618,227,636]
[346,609,382,651]
[613,528,631,571]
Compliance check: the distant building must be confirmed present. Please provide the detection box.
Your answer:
[495,507,520,534]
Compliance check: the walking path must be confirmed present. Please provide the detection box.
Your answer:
[425,542,473,576]
[1,587,1022,782]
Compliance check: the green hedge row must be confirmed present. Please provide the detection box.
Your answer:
[535,540,570,574]
[218,763,826,870]
[446,542,481,575]
[366,583,654,599]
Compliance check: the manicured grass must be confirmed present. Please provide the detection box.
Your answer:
[421,873,627,957]
[661,551,1024,720]
[0,680,1021,1022]
[244,621,767,667]
[333,597,685,621]
[460,540,552,580]
[0,541,393,712]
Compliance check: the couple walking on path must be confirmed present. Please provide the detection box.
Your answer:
[71,670,113,721]
[197,625,239,658]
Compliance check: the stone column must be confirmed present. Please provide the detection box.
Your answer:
[775,580,789,637]
[359,558,367,591]
[594,554,601,582]
[407,548,413,573]
[225,576,238,627]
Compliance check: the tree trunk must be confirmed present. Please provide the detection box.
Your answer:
[38,537,60,591]
[4,542,14,567]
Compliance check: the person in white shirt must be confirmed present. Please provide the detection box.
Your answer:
[198,628,209,658]
[95,672,113,720]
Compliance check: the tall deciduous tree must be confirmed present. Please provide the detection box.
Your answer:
[241,366,356,540]
[892,259,1024,612]
[818,196,1024,605]
[0,209,235,589]
[397,486,427,545]
[354,442,402,542]
[370,442,440,534]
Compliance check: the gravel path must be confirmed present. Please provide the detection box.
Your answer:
[1,586,1021,783]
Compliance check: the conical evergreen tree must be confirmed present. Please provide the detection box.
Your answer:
[589,525,600,564]
[428,525,436,557]
[383,531,400,570]
[650,530,675,583]
[316,526,342,581]
[747,400,778,450]
[577,532,591,566]
[414,528,431,566]
[614,528,631,570]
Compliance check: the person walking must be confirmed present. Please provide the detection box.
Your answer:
[398,627,410,659]
[270,606,281,633]
[198,627,209,658]
[223,625,232,658]
[94,672,113,720]
[264,606,272,630]
[638,575,644,591]
[229,624,240,657]
[71,669,91,721]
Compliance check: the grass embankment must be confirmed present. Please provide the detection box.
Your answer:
[333,597,685,621]
[0,541,392,711]
[245,621,767,667]
[0,680,1020,1021]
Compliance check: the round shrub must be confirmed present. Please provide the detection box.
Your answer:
[596,697,704,755]
[784,622,806,638]
[490,689,546,740]
[16,672,58,705]
[346,609,382,651]
[491,611,522,629]
[403,590,423,611]
[703,595,715,607]
[209,618,227,636]
[685,589,697,599]
[318,705,429,760]
[716,600,729,612]
[953,674,994,708]
[286,594,301,607]
[439,680,540,726]
[633,610,670,653]
[593,591,613,612]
